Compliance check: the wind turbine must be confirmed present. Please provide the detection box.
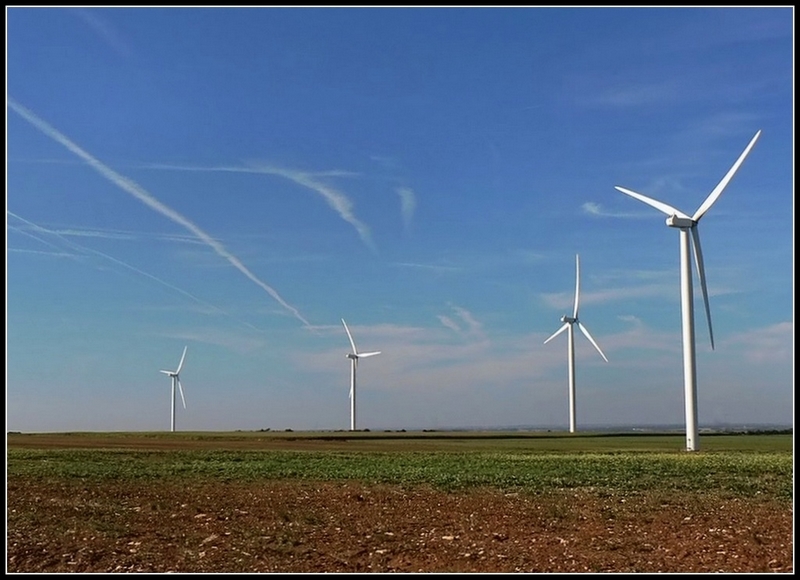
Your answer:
[342,319,381,431]
[614,130,761,452]
[160,346,188,433]
[544,254,609,434]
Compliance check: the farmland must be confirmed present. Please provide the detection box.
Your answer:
[6,430,793,573]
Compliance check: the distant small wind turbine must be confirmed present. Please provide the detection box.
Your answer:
[614,130,761,452]
[160,346,188,432]
[342,319,381,431]
[544,254,609,434]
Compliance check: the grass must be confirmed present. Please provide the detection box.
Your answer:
[7,428,794,451]
[7,430,793,501]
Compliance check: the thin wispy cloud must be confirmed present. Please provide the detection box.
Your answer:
[509,249,547,264]
[721,321,793,364]
[581,80,682,108]
[582,202,653,219]
[594,324,680,363]
[75,8,133,59]
[665,10,792,54]
[250,163,377,253]
[8,98,311,328]
[617,314,645,328]
[437,315,461,333]
[364,156,417,234]
[308,321,431,342]
[680,112,765,144]
[392,262,461,274]
[581,259,742,303]
[396,186,417,231]
[8,211,263,333]
[295,320,642,405]
[140,161,376,253]
[451,305,483,336]
[162,327,270,355]
[296,321,496,378]
[541,283,675,311]
[575,46,782,112]
[394,249,546,276]
[369,154,401,172]
[308,169,361,178]
[437,304,484,338]
[590,268,676,286]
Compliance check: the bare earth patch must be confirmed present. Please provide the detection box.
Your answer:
[7,478,792,573]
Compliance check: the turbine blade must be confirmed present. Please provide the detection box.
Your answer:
[159,370,172,375]
[176,346,188,374]
[573,254,580,319]
[342,318,358,354]
[177,379,186,409]
[577,321,609,362]
[357,351,381,358]
[544,322,569,344]
[614,186,690,219]
[690,225,715,350]
[692,130,761,222]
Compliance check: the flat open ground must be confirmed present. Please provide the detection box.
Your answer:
[6,430,794,573]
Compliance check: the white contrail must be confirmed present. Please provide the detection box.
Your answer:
[8,247,75,258]
[35,224,208,245]
[140,161,377,253]
[8,221,87,262]
[8,98,311,328]
[8,211,264,333]
[74,8,132,59]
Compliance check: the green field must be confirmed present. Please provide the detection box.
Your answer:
[7,430,793,501]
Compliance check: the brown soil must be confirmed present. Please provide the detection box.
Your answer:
[7,478,793,573]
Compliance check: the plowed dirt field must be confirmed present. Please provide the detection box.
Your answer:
[7,433,793,573]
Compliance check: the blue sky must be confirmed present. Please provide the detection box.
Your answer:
[6,7,793,433]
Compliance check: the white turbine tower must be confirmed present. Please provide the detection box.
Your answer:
[160,346,188,433]
[342,319,381,431]
[614,130,761,452]
[544,254,609,434]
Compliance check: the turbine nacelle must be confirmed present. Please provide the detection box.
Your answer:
[561,315,577,324]
[666,215,695,228]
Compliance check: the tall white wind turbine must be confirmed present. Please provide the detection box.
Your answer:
[160,346,188,433]
[614,130,761,452]
[342,319,381,431]
[544,254,609,433]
